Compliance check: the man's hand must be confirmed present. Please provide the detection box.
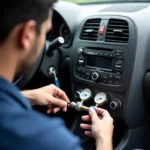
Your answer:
[80,107,114,150]
[21,84,70,114]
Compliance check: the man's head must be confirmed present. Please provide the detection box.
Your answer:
[0,0,56,74]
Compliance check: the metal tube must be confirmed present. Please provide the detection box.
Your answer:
[79,106,89,111]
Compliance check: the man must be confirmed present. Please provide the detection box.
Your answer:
[0,0,114,150]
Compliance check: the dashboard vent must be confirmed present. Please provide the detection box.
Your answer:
[80,18,101,41]
[105,19,129,43]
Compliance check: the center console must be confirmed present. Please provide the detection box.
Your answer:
[73,44,129,118]
[69,15,135,149]
[71,15,135,119]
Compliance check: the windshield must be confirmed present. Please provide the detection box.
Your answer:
[64,0,150,4]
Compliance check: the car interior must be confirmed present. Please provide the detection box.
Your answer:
[14,0,150,149]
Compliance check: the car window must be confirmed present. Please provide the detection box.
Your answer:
[63,0,150,4]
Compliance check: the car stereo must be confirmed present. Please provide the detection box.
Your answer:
[75,46,124,85]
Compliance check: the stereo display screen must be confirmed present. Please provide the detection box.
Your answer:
[86,55,113,70]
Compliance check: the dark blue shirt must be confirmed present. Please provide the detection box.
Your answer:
[0,77,82,150]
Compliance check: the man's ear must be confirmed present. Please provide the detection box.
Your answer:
[18,20,37,52]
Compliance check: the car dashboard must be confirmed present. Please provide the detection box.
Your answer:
[30,1,150,150]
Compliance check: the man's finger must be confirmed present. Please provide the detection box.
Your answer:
[47,105,52,114]
[62,106,67,112]
[47,104,51,108]
[56,88,70,103]
[96,108,111,118]
[53,107,61,113]
[47,108,52,114]
[81,115,91,122]
[80,124,91,130]
[48,95,67,108]
[89,107,98,123]
[84,131,93,137]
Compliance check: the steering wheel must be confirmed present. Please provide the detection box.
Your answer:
[14,45,46,88]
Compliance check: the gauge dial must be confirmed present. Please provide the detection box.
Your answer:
[80,89,92,101]
[94,92,107,105]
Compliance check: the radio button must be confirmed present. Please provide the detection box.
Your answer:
[116,50,123,53]
[101,72,108,79]
[109,54,114,57]
[108,80,113,84]
[78,59,85,66]
[116,53,122,56]
[78,55,84,59]
[115,60,123,65]
[78,60,84,63]
[86,51,95,55]
[76,68,81,73]
[114,74,122,80]
[114,81,120,85]
[78,48,83,55]
[85,71,90,76]
[116,56,124,60]
[115,64,123,71]
[104,53,108,57]
[108,74,114,79]
[91,72,100,81]
[94,52,99,55]
[103,79,108,84]
[99,52,103,56]
[115,65,122,68]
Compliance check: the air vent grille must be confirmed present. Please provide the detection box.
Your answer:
[80,19,101,41]
[105,19,129,43]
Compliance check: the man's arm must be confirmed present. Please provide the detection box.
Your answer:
[0,97,82,150]
[96,138,113,150]
[21,84,70,114]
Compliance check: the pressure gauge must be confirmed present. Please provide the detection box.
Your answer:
[94,92,108,105]
[80,89,92,101]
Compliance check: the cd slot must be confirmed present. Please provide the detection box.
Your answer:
[86,47,113,51]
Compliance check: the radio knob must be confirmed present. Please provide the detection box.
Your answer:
[78,48,83,55]
[91,72,100,81]
[110,99,121,110]
[74,90,81,99]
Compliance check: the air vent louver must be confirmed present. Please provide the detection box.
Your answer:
[80,19,101,41]
[105,19,129,43]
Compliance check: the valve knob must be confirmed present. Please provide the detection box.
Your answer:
[110,99,121,110]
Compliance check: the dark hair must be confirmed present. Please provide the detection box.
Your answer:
[0,0,57,43]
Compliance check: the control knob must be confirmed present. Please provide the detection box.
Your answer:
[74,90,81,99]
[91,72,100,81]
[110,99,121,110]
[78,48,83,54]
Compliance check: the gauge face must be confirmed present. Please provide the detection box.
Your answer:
[80,89,92,100]
[94,92,107,105]
[59,23,71,46]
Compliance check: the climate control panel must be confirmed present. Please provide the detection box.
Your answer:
[76,68,122,85]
